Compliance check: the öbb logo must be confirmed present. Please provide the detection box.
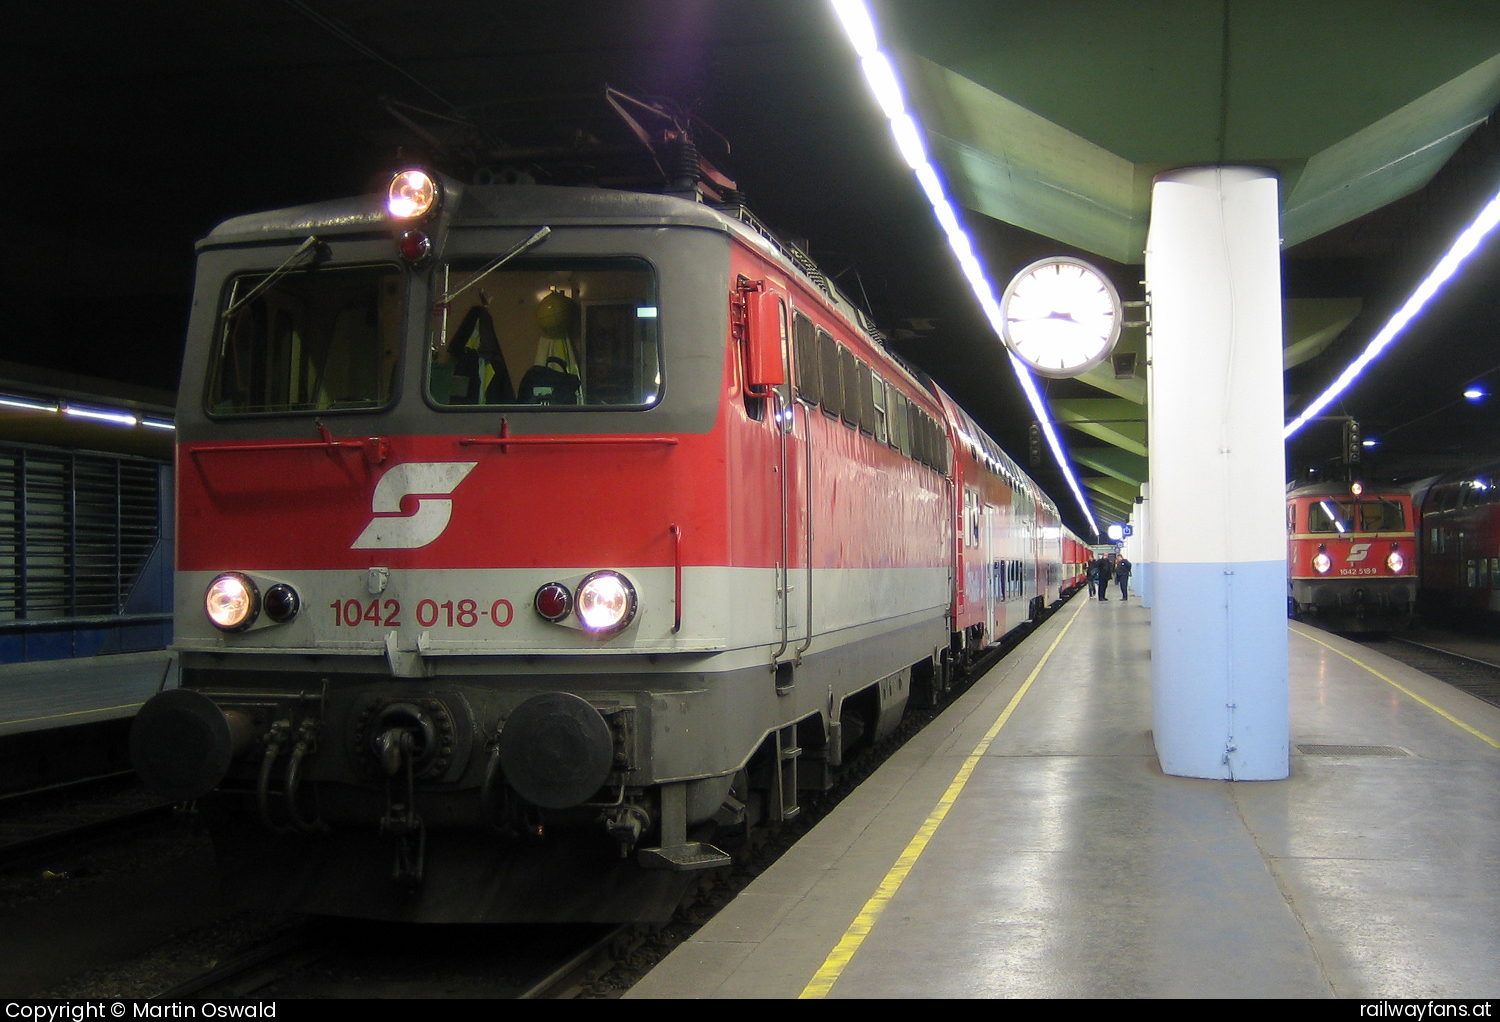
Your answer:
[351,462,477,550]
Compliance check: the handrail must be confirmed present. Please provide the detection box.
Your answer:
[188,423,389,463]
[458,435,679,448]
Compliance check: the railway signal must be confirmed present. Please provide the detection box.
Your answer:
[1342,419,1361,464]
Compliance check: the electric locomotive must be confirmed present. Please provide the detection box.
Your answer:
[1286,480,1417,632]
[129,167,1068,922]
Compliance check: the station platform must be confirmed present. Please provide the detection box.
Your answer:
[628,592,1500,999]
[0,651,177,738]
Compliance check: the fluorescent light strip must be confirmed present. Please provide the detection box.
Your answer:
[0,389,175,430]
[64,404,139,427]
[0,394,59,413]
[830,0,1098,535]
[1285,182,1500,439]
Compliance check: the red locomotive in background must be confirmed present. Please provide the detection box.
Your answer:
[130,165,1085,923]
[1286,480,1418,633]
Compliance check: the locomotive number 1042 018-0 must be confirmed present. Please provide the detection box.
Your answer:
[330,597,515,628]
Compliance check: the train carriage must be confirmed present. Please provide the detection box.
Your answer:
[131,169,1069,922]
[1414,462,1500,623]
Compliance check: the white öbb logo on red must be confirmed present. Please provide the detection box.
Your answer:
[351,462,477,550]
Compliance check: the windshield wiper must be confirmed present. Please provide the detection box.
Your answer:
[437,226,551,305]
[221,236,322,319]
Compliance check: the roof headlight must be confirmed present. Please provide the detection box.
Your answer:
[575,571,637,635]
[1387,549,1405,573]
[388,169,439,220]
[205,572,260,631]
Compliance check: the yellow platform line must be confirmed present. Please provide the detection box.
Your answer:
[799,597,1090,998]
[1293,625,1499,749]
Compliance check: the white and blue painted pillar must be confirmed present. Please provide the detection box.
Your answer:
[1133,483,1152,608]
[1145,166,1289,781]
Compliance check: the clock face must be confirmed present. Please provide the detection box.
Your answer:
[999,257,1122,378]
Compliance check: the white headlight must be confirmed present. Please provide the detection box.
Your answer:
[575,571,637,635]
[1387,550,1405,573]
[205,572,259,631]
[387,169,438,219]
[1312,552,1332,574]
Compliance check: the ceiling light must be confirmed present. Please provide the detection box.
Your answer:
[1286,183,1500,438]
[0,393,58,413]
[830,0,1098,537]
[63,403,138,427]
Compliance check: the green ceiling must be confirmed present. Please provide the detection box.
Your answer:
[881,0,1500,521]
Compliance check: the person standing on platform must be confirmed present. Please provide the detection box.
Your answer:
[1116,556,1133,600]
[1087,558,1099,598]
[1095,555,1113,600]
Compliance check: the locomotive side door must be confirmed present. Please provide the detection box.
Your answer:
[742,280,806,664]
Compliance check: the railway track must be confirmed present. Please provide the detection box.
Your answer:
[147,921,632,999]
[1354,624,1500,709]
[0,772,175,864]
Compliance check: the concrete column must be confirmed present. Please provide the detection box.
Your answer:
[1134,483,1152,607]
[1145,167,1289,781]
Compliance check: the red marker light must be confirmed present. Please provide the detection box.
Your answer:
[399,230,432,262]
[534,582,573,622]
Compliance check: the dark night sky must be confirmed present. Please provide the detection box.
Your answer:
[8,1,1500,536]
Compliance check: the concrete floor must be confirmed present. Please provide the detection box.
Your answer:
[628,596,1500,998]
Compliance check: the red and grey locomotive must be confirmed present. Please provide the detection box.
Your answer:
[130,167,1077,922]
[1286,480,1417,632]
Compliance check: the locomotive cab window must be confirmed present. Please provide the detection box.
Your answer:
[1358,501,1406,532]
[428,257,661,409]
[208,263,402,415]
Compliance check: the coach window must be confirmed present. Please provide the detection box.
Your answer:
[208,263,401,415]
[427,257,660,409]
[819,332,841,419]
[794,313,819,405]
[872,374,889,445]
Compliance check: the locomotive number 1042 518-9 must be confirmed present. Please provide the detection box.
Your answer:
[330,597,516,629]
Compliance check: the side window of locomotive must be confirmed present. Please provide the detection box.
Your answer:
[427,257,661,409]
[818,331,841,419]
[208,263,401,415]
[840,347,860,429]
[872,373,889,445]
[856,361,875,435]
[774,297,792,416]
[894,393,911,457]
[794,312,820,405]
